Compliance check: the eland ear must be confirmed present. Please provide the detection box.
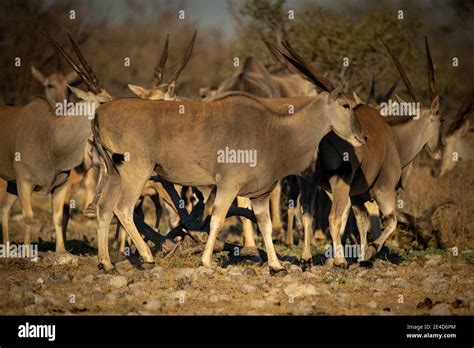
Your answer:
[128,84,149,99]
[67,85,91,101]
[167,81,176,99]
[31,66,46,85]
[455,119,470,137]
[329,83,344,102]
[430,95,440,116]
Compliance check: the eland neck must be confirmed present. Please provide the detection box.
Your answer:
[388,112,431,168]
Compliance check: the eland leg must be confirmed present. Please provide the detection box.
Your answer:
[201,185,239,267]
[237,196,256,248]
[17,181,34,254]
[297,177,317,268]
[270,181,283,233]
[1,192,17,248]
[328,176,352,267]
[365,189,397,260]
[96,173,121,272]
[251,194,285,274]
[351,197,370,261]
[51,180,70,253]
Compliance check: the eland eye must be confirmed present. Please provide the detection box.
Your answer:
[342,103,350,109]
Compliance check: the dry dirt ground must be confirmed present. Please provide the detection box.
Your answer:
[0,164,473,315]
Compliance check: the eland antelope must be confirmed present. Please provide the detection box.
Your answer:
[211,54,318,249]
[432,89,473,177]
[31,66,80,106]
[0,33,112,252]
[267,38,443,267]
[89,40,366,274]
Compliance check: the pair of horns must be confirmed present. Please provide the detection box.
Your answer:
[263,38,337,93]
[152,30,197,88]
[381,36,437,105]
[49,32,104,95]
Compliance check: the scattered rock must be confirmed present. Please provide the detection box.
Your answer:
[42,252,79,267]
[51,271,73,282]
[250,299,266,309]
[209,294,219,303]
[243,268,258,277]
[143,299,161,312]
[422,273,449,294]
[83,274,94,283]
[289,264,302,275]
[197,267,215,278]
[98,275,128,289]
[367,300,378,309]
[170,290,188,303]
[36,277,44,285]
[175,268,197,289]
[283,283,320,298]
[430,303,451,316]
[290,301,315,315]
[241,284,257,294]
[417,297,434,310]
[425,254,443,267]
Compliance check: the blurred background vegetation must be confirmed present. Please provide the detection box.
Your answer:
[0,0,472,121]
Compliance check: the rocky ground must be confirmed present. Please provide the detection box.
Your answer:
[0,240,472,315]
[0,163,473,315]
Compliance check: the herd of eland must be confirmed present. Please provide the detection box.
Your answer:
[0,30,472,276]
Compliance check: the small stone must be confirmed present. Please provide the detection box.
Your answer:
[289,264,302,274]
[209,294,219,303]
[283,283,320,298]
[176,268,197,289]
[143,299,161,312]
[367,300,378,309]
[36,277,44,285]
[243,268,258,277]
[425,254,442,267]
[417,297,434,310]
[197,267,215,278]
[430,303,451,316]
[43,252,79,266]
[241,284,257,294]
[171,290,188,303]
[105,275,128,289]
[250,299,266,309]
[83,274,94,283]
[51,270,73,282]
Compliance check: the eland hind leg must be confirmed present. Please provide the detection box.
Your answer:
[364,189,397,261]
[201,184,240,267]
[113,167,155,268]
[96,173,121,272]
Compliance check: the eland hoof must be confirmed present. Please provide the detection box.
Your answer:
[301,259,312,272]
[269,267,288,277]
[98,263,117,274]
